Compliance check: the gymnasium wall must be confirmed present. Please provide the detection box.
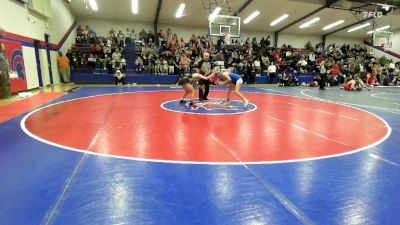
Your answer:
[0,0,75,90]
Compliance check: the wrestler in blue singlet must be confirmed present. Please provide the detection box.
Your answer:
[228,72,242,84]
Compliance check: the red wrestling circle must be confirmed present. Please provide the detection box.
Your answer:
[22,91,390,163]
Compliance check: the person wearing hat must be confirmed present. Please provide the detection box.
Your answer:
[113,69,126,85]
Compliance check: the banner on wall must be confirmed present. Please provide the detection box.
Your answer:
[0,38,28,93]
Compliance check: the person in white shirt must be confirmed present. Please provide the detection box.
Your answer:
[119,57,126,73]
[297,57,308,72]
[113,69,126,85]
[253,58,261,76]
[135,56,144,73]
[87,53,96,71]
[112,48,122,69]
[155,58,162,75]
[309,53,316,63]
[162,57,168,75]
[267,62,277,84]
[389,60,396,73]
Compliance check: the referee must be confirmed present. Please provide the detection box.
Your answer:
[194,52,214,100]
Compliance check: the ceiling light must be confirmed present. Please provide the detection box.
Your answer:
[132,0,138,14]
[270,14,289,26]
[347,23,370,32]
[383,5,390,11]
[209,7,221,21]
[376,25,390,31]
[299,17,320,29]
[176,3,185,18]
[323,20,344,30]
[243,11,260,24]
[88,0,98,11]
[367,25,390,34]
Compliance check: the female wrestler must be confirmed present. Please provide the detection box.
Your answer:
[213,69,249,107]
[177,70,211,105]
[344,78,370,91]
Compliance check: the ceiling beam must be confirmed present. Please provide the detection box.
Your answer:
[154,0,163,26]
[347,0,400,8]
[276,0,340,33]
[153,0,163,44]
[323,17,373,36]
[233,0,253,16]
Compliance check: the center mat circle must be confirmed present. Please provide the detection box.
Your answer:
[22,90,390,164]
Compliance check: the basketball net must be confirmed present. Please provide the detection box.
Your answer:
[223,32,231,44]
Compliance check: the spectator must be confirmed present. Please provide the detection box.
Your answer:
[87,53,96,71]
[113,69,126,85]
[253,57,261,76]
[0,42,11,98]
[319,60,327,90]
[57,51,70,83]
[135,56,144,73]
[162,57,168,75]
[88,29,97,44]
[139,28,147,40]
[82,25,90,40]
[112,48,122,68]
[168,57,177,75]
[66,49,74,69]
[131,29,137,40]
[117,30,125,47]
[267,62,277,84]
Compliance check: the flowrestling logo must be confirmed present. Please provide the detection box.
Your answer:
[187,100,236,110]
[161,99,257,115]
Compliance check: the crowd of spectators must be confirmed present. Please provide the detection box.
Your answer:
[68,24,400,86]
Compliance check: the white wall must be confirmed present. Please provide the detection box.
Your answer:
[159,23,208,41]
[0,1,52,41]
[278,33,322,49]
[326,36,363,47]
[77,17,153,37]
[0,0,75,88]
[49,0,76,54]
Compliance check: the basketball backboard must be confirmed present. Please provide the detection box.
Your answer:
[373,31,393,48]
[209,15,240,38]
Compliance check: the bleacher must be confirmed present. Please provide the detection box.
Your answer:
[70,34,339,85]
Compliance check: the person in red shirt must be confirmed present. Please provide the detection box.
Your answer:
[331,63,341,76]
[367,71,378,86]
